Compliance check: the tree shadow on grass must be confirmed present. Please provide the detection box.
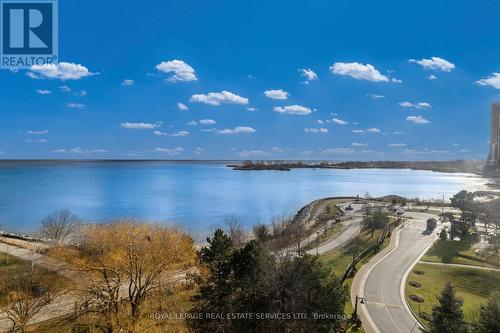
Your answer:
[426,234,479,263]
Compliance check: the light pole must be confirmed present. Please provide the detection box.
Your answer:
[316,231,320,255]
[353,294,365,318]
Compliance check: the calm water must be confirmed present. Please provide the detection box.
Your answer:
[0,161,487,236]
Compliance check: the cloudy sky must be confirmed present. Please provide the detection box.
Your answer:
[1,0,500,160]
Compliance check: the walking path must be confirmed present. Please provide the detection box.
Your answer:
[418,260,500,272]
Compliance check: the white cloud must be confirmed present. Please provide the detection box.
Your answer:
[402,148,453,156]
[30,62,98,80]
[330,118,348,125]
[475,73,500,89]
[330,62,390,82]
[321,147,355,154]
[216,126,256,135]
[352,129,365,134]
[170,130,190,137]
[53,149,66,153]
[238,150,270,157]
[187,121,198,126]
[246,107,257,112]
[190,91,249,106]
[406,115,430,124]
[264,89,289,100]
[299,68,318,82]
[153,130,168,136]
[409,57,455,72]
[271,146,284,153]
[36,89,51,94]
[367,93,385,99]
[155,60,197,82]
[68,147,107,154]
[120,122,161,129]
[367,127,381,133]
[352,142,367,147]
[399,101,432,109]
[304,127,329,134]
[177,102,189,111]
[67,103,85,109]
[122,79,134,86]
[26,129,48,135]
[199,119,216,125]
[74,90,87,96]
[154,147,184,155]
[26,138,47,143]
[59,85,71,92]
[427,74,437,80]
[391,78,403,83]
[393,131,405,135]
[388,143,407,147]
[317,120,324,124]
[417,102,431,109]
[273,105,312,115]
[194,147,204,155]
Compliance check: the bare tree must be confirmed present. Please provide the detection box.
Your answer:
[40,210,80,245]
[56,220,196,332]
[0,265,60,332]
[3,292,52,332]
[224,216,245,247]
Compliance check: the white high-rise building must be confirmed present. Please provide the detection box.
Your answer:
[486,103,500,170]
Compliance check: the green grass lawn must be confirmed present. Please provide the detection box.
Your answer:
[309,198,344,224]
[421,233,500,268]
[321,228,387,276]
[0,251,29,275]
[0,251,69,305]
[406,263,500,328]
[303,223,344,251]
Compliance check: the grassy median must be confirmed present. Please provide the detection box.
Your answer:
[406,262,500,328]
[421,232,500,268]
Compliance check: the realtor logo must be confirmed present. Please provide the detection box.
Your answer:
[1,0,58,69]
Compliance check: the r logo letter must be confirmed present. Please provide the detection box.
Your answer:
[29,9,47,48]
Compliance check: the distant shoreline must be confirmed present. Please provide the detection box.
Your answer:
[0,158,487,176]
[227,160,486,175]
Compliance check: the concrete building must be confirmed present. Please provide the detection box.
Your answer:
[485,103,500,172]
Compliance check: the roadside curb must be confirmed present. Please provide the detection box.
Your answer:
[350,222,404,333]
[400,231,439,332]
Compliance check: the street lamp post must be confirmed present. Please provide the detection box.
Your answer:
[316,231,320,255]
[354,294,365,318]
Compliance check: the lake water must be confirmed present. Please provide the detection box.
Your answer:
[0,161,487,236]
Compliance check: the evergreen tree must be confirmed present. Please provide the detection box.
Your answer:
[231,240,275,332]
[189,229,235,333]
[475,291,500,333]
[275,254,347,332]
[429,282,468,333]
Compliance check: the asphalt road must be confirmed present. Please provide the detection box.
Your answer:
[361,212,439,333]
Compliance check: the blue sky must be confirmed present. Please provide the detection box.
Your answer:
[1,0,500,160]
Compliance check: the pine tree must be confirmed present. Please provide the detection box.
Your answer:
[475,291,500,333]
[189,229,235,332]
[429,282,468,333]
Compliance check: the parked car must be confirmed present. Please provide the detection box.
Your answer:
[426,218,437,230]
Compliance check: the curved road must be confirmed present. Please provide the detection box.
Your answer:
[359,212,439,333]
